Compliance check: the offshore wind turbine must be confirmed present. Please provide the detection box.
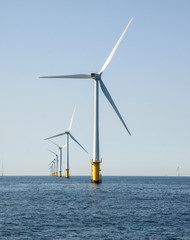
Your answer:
[176,165,182,177]
[44,108,88,178]
[47,149,59,177]
[41,18,133,183]
[48,139,67,177]
[48,165,53,176]
[1,160,3,177]
[49,159,56,176]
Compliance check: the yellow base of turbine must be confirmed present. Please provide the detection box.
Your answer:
[59,171,62,177]
[55,172,58,177]
[91,160,102,183]
[65,169,69,178]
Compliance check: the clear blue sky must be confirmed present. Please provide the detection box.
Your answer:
[0,0,190,176]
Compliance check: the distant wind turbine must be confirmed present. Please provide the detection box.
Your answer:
[49,159,56,176]
[44,107,88,178]
[1,160,3,177]
[41,18,133,183]
[47,149,59,177]
[48,139,68,177]
[176,165,182,177]
[48,165,53,176]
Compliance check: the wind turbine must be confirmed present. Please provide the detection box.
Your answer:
[48,165,53,176]
[47,149,59,177]
[49,159,56,176]
[41,18,133,183]
[176,165,182,177]
[47,139,67,177]
[44,108,88,178]
[1,160,3,177]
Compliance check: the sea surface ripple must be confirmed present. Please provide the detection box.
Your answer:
[0,176,190,239]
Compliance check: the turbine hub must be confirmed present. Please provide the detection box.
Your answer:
[91,73,101,80]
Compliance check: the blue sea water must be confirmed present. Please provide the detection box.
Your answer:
[0,176,190,240]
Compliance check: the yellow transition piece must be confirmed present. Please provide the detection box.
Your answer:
[91,160,102,183]
[65,168,69,178]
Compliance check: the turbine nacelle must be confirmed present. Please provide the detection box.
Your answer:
[91,73,101,80]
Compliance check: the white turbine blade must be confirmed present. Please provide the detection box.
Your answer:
[44,132,66,141]
[99,18,133,75]
[40,74,91,79]
[48,159,55,165]
[68,107,76,131]
[48,139,60,148]
[47,149,57,156]
[100,80,131,136]
[69,133,88,153]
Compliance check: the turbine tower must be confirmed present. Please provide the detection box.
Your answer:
[44,108,88,178]
[47,149,59,177]
[41,18,133,183]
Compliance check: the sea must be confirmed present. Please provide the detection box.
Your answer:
[0,176,190,240]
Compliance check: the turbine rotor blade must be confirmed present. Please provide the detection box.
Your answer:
[68,106,76,131]
[48,139,60,148]
[47,149,57,155]
[49,159,56,165]
[99,17,133,75]
[44,132,66,141]
[69,133,88,153]
[40,74,92,79]
[100,80,131,136]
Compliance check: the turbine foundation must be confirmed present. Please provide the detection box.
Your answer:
[65,168,69,178]
[55,172,58,177]
[59,171,62,177]
[91,160,102,183]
